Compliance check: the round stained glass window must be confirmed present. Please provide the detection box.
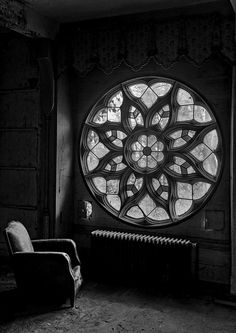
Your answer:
[79,77,223,227]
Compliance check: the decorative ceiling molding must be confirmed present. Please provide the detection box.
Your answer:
[0,0,25,31]
[0,0,59,39]
[26,0,228,23]
[57,13,236,76]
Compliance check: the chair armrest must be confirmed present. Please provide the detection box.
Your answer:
[12,251,75,283]
[32,239,81,267]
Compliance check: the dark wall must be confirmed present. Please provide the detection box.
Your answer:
[0,32,43,256]
[71,57,231,284]
[0,12,232,285]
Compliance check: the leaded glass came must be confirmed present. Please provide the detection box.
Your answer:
[80,77,223,227]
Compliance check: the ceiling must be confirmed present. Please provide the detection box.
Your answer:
[26,0,234,23]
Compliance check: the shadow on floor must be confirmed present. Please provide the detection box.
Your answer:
[0,287,70,324]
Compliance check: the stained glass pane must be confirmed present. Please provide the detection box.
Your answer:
[152,105,170,130]
[138,156,147,168]
[107,195,121,211]
[152,113,161,125]
[141,88,157,108]
[203,153,218,176]
[152,142,164,151]
[148,135,157,147]
[92,142,109,158]
[193,182,211,200]
[170,130,182,139]
[87,152,99,171]
[135,178,143,190]
[106,130,127,147]
[163,105,170,112]
[151,82,172,96]
[105,156,127,172]
[177,89,194,105]
[108,91,123,107]
[128,106,144,129]
[131,142,143,151]
[113,139,123,147]
[175,157,185,165]
[132,152,142,161]
[128,83,148,98]
[138,135,147,147]
[147,156,157,168]
[139,194,156,216]
[170,164,181,174]
[127,206,144,218]
[153,176,168,200]
[177,182,192,199]
[161,192,168,200]
[194,105,212,123]
[108,108,121,122]
[203,130,218,151]
[151,152,164,162]
[190,144,211,161]
[175,199,192,216]
[126,175,143,196]
[177,105,193,121]
[173,138,186,148]
[159,174,168,186]
[187,166,195,174]
[116,163,127,171]
[117,131,127,140]
[114,156,123,163]
[188,130,195,138]
[136,113,144,125]
[106,130,112,138]
[152,178,160,190]
[159,118,169,129]
[107,179,120,194]
[129,118,136,130]
[87,130,99,149]
[127,173,135,184]
[93,108,107,124]
[93,177,106,193]
[148,207,169,221]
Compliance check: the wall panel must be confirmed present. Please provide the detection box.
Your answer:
[0,90,40,128]
[0,32,43,256]
[0,130,38,167]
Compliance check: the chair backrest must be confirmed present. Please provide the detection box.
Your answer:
[4,221,34,255]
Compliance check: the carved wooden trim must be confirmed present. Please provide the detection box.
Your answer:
[57,13,236,76]
[0,0,58,39]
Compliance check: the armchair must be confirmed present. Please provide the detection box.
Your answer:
[4,221,82,307]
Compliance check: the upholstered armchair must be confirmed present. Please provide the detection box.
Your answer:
[4,221,82,307]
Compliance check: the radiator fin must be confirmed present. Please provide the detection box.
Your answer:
[91,229,197,288]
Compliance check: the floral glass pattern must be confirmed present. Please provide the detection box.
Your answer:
[80,77,222,227]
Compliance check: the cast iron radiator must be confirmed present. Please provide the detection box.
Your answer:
[91,230,198,287]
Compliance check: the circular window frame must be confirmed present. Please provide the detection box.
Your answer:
[79,76,223,228]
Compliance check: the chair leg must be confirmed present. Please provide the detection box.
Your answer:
[70,286,76,308]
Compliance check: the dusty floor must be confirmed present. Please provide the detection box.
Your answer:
[1,274,236,333]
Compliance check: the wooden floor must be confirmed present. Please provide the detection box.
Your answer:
[1,272,236,333]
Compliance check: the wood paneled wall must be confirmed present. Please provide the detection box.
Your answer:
[0,32,42,257]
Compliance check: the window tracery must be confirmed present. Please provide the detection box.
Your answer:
[80,77,222,227]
